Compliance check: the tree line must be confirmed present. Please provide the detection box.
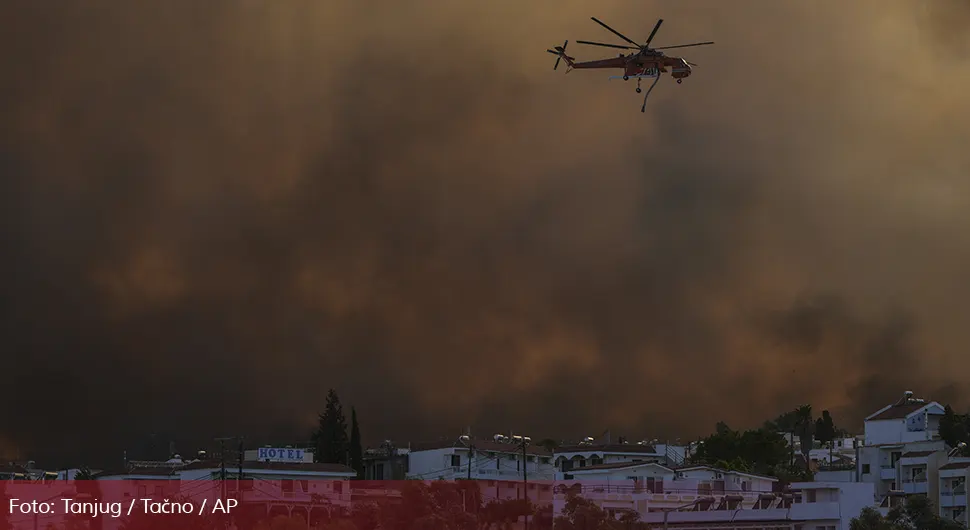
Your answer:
[312,389,364,478]
[687,404,846,481]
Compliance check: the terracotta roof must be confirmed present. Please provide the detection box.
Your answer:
[868,402,938,421]
[409,440,552,456]
[901,450,938,458]
[556,444,658,455]
[568,461,671,472]
[940,462,970,470]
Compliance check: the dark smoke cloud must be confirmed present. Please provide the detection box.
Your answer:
[2,0,970,466]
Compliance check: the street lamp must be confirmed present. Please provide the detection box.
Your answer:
[948,442,968,458]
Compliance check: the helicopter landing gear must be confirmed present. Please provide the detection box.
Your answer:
[677,78,683,84]
[636,78,642,93]
[623,75,629,81]
[636,87,642,93]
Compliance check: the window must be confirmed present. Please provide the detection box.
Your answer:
[281,480,294,493]
[862,464,871,474]
[333,482,342,494]
[154,485,163,495]
[375,463,384,479]
[138,485,147,497]
[451,455,461,467]
[540,457,550,464]
[806,490,817,503]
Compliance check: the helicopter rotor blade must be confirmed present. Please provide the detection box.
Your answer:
[644,19,663,47]
[686,61,698,67]
[576,40,639,50]
[590,17,641,47]
[653,41,714,50]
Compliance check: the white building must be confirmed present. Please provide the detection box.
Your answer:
[406,438,556,481]
[938,458,970,526]
[406,436,556,508]
[855,392,947,500]
[99,459,357,514]
[552,462,778,516]
[551,460,875,530]
[554,440,686,473]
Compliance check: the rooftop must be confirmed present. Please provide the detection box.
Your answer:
[556,443,658,454]
[901,450,939,458]
[567,461,672,472]
[409,439,552,456]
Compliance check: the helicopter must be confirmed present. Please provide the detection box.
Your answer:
[547,17,713,112]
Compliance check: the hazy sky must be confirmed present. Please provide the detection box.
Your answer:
[2,0,970,467]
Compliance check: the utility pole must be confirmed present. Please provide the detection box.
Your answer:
[216,437,239,506]
[459,435,473,480]
[238,437,244,485]
[522,441,528,530]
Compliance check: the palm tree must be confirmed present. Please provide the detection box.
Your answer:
[793,405,814,473]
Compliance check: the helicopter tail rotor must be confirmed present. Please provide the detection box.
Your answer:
[546,40,573,71]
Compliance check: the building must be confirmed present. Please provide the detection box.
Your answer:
[1,461,58,482]
[405,435,556,511]
[406,437,556,481]
[554,439,686,474]
[938,457,970,526]
[552,460,876,530]
[95,455,357,530]
[855,391,947,500]
[244,446,314,463]
[636,482,876,530]
[552,461,779,517]
[362,444,409,480]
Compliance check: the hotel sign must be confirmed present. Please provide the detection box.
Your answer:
[257,447,307,462]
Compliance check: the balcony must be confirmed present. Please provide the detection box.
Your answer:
[880,466,897,481]
[790,501,842,520]
[940,490,968,508]
[901,477,928,494]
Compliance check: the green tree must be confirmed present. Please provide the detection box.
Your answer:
[536,439,559,452]
[552,492,610,530]
[850,507,893,530]
[349,407,364,478]
[74,466,95,481]
[766,410,800,466]
[815,410,837,467]
[378,481,476,530]
[940,405,970,455]
[849,495,964,530]
[313,389,350,464]
[793,405,815,472]
[690,423,791,477]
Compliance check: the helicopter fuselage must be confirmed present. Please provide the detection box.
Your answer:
[621,52,691,79]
